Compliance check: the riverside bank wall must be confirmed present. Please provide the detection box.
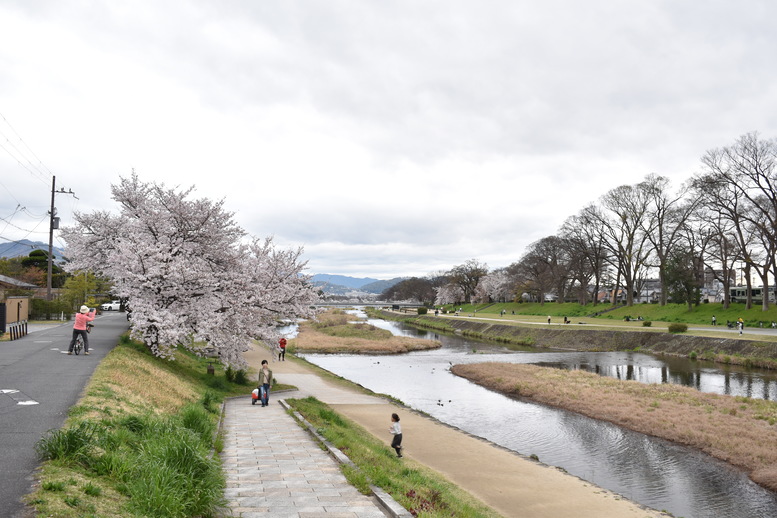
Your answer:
[375,311,777,363]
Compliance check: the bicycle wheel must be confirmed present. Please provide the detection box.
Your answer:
[74,337,82,355]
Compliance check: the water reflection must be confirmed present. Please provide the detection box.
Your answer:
[294,311,777,518]
[361,313,777,401]
[301,349,777,518]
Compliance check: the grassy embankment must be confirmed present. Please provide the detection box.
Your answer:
[25,335,256,517]
[452,362,777,492]
[440,301,777,329]
[290,308,440,354]
[371,305,777,370]
[286,396,501,518]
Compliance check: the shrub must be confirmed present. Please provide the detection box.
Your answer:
[234,369,249,385]
[224,366,235,382]
[417,307,428,315]
[668,323,688,333]
[642,321,652,327]
[689,351,698,360]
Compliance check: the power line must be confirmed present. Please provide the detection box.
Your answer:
[0,111,53,184]
[0,212,49,236]
[0,138,49,186]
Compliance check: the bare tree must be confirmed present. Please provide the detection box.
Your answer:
[561,207,609,305]
[447,259,489,303]
[699,133,777,310]
[586,183,654,306]
[509,236,570,304]
[641,174,701,305]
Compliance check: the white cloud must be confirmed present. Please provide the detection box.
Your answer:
[1,0,776,279]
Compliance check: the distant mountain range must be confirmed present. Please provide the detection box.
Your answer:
[311,274,406,295]
[0,240,66,261]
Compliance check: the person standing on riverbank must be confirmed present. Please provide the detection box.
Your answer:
[712,315,716,326]
[389,413,403,458]
[257,360,273,407]
[278,337,287,361]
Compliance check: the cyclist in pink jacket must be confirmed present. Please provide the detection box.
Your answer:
[68,305,96,355]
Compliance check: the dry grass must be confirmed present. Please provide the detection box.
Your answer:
[76,343,200,418]
[452,362,777,491]
[292,313,440,354]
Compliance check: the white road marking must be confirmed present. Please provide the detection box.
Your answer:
[2,389,39,405]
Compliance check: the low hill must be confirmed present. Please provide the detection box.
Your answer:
[0,239,66,261]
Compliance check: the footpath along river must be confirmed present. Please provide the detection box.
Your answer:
[295,311,777,518]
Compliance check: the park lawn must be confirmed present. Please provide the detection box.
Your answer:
[441,301,777,327]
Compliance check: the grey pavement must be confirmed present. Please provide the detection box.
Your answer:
[1,313,130,518]
[220,395,390,518]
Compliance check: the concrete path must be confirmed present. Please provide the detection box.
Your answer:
[220,397,389,517]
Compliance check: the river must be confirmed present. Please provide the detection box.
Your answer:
[295,311,777,518]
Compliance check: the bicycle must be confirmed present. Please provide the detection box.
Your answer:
[73,322,94,356]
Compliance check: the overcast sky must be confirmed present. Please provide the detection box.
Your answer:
[1,1,775,279]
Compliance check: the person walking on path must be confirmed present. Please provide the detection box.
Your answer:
[737,317,744,335]
[712,315,717,326]
[389,412,403,458]
[68,305,96,355]
[257,360,273,407]
[278,337,287,361]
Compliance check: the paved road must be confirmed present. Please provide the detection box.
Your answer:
[0,312,130,518]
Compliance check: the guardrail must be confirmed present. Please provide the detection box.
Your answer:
[7,320,28,340]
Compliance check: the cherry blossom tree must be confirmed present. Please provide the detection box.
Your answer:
[434,283,464,306]
[473,269,513,303]
[61,174,319,367]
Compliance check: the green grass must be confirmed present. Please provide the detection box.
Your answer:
[321,323,393,340]
[439,301,777,327]
[287,396,501,518]
[25,336,258,517]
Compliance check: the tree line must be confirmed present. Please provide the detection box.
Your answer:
[383,133,777,311]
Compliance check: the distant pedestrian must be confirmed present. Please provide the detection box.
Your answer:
[712,315,716,326]
[547,315,551,325]
[737,318,744,335]
[257,360,273,407]
[278,337,287,361]
[389,413,403,458]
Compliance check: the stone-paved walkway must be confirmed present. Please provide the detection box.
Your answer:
[220,396,389,518]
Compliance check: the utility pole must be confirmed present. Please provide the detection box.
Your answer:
[47,176,76,301]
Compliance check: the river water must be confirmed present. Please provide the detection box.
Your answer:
[296,312,777,518]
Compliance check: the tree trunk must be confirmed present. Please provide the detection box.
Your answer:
[761,272,770,311]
